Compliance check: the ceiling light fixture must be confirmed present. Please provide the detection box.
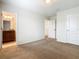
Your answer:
[45,0,51,4]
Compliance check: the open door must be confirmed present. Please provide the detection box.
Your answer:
[48,18,56,39]
[45,17,56,39]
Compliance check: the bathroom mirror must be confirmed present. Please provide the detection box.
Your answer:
[3,20,11,30]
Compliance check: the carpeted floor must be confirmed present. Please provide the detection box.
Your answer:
[0,39,79,59]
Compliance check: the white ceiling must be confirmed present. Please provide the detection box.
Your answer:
[1,0,79,16]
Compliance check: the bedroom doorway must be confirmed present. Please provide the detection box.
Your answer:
[45,17,57,40]
[2,11,16,48]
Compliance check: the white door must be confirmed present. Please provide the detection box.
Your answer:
[67,15,79,45]
[48,19,56,39]
[0,13,2,48]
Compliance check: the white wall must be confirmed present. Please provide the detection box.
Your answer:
[1,3,44,45]
[57,7,79,45]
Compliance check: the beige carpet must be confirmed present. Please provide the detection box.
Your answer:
[0,39,79,59]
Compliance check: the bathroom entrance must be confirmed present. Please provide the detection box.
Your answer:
[2,11,16,48]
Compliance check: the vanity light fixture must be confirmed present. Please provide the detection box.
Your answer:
[3,15,13,19]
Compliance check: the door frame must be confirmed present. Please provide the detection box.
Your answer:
[0,13,3,48]
[55,18,57,40]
